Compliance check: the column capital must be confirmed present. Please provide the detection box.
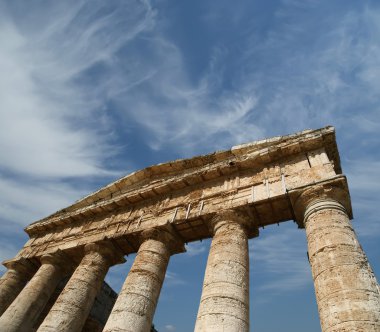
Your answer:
[40,250,75,275]
[208,209,258,238]
[289,176,352,228]
[84,240,126,265]
[140,225,185,255]
[3,257,39,279]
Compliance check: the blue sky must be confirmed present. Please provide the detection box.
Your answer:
[0,0,379,331]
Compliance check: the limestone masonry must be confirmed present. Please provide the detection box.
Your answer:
[0,126,379,331]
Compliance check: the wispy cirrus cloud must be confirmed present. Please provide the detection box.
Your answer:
[163,324,177,332]
[105,1,380,162]
[1,0,379,317]
[112,36,264,154]
[4,1,378,185]
[164,270,187,286]
[345,159,380,238]
[0,1,156,180]
[250,224,312,298]
[0,176,87,227]
[184,241,207,257]
[0,0,156,263]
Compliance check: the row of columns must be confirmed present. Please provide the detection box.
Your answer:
[0,227,184,332]
[0,185,379,331]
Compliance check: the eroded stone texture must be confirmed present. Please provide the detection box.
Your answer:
[0,258,37,316]
[83,281,118,331]
[103,227,184,332]
[21,127,340,258]
[296,187,380,332]
[0,251,71,332]
[195,210,251,332]
[2,127,379,331]
[37,242,124,332]
[32,277,117,332]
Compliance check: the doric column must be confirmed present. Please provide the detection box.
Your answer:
[0,251,71,332]
[103,226,185,332]
[294,184,380,332]
[0,258,38,315]
[37,241,125,332]
[195,210,251,332]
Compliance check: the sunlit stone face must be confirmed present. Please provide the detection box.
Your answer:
[0,127,379,332]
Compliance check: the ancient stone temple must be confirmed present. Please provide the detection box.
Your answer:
[0,126,379,332]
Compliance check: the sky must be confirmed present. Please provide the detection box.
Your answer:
[0,0,379,331]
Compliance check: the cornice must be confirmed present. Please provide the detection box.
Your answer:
[25,126,340,236]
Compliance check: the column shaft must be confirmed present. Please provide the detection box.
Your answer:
[0,259,37,315]
[0,254,67,332]
[304,199,380,332]
[103,238,170,332]
[37,243,122,332]
[195,214,250,332]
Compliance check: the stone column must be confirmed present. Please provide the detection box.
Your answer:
[0,258,38,315]
[103,226,185,332]
[0,251,71,332]
[37,241,125,332]
[294,184,380,332]
[195,210,251,332]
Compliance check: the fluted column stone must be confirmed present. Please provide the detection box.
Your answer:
[294,184,380,332]
[0,258,38,316]
[103,226,185,332]
[0,251,71,332]
[195,210,251,332]
[37,241,125,332]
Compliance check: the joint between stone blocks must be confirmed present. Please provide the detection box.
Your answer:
[138,224,185,255]
[209,209,257,238]
[84,239,126,266]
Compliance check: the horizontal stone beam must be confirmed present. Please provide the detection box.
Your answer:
[25,126,340,236]
[14,176,350,260]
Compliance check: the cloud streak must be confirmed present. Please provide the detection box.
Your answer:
[0,0,156,265]
[250,224,312,297]
[0,5,379,330]
[0,1,158,180]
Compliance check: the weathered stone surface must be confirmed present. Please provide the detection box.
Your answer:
[103,228,180,332]
[294,190,380,332]
[0,258,38,316]
[17,126,342,258]
[1,127,378,331]
[195,210,252,332]
[0,251,71,332]
[37,242,124,332]
[32,277,117,332]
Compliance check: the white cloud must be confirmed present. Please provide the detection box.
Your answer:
[104,2,380,162]
[0,0,155,266]
[163,324,176,332]
[0,241,21,274]
[345,159,380,238]
[5,1,378,178]
[0,176,87,227]
[164,270,186,286]
[105,254,135,293]
[251,224,312,294]
[184,241,207,257]
[0,174,92,264]
[111,31,265,153]
[0,0,156,179]
[1,1,379,309]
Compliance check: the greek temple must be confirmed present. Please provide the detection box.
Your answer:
[0,126,379,331]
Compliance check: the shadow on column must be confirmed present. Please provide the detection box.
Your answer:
[32,275,160,332]
[32,277,117,332]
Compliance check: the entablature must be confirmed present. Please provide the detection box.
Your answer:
[25,126,340,236]
[15,126,351,261]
